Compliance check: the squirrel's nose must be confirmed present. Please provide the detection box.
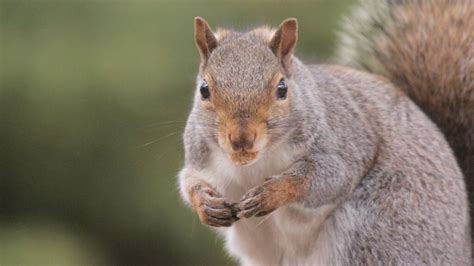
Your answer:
[229,131,256,151]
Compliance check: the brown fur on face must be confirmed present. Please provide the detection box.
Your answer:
[212,83,273,165]
[195,23,294,165]
[210,71,290,165]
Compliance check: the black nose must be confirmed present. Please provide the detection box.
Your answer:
[229,133,255,151]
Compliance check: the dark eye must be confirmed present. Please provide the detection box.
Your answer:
[277,79,287,99]
[200,80,210,100]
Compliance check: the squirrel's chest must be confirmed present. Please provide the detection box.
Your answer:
[200,143,302,201]
[224,204,336,265]
[201,144,337,264]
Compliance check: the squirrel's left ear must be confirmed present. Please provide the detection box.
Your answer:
[270,18,298,71]
[194,17,218,65]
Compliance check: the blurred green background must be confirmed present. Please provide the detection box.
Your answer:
[1,0,355,265]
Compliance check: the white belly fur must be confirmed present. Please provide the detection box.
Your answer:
[200,143,337,265]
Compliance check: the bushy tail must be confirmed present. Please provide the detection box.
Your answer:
[336,0,474,237]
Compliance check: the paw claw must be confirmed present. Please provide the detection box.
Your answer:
[236,178,282,219]
[194,189,239,227]
[256,208,276,217]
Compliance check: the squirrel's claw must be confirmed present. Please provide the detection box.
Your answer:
[237,176,296,218]
[237,181,276,218]
[237,203,262,219]
[194,189,239,227]
[203,203,240,226]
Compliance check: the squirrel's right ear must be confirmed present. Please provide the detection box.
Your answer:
[194,17,218,64]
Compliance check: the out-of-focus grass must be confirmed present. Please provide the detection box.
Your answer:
[1,0,355,264]
[1,221,108,265]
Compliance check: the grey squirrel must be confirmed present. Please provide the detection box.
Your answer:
[178,0,472,264]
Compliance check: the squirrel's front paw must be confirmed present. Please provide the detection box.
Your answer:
[237,176,309,219]
[191,186,239,227]
[237,178,281,218]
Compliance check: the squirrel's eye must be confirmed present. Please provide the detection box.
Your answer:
[200,80,210,100]
[277,79,288,99]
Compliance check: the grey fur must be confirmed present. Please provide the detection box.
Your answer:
[336,0,474,243]
[179,3,472,264]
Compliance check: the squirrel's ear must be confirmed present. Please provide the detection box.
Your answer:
[194,17,218,64]
[269,18,298,70]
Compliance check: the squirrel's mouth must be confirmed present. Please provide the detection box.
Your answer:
[228,151,259,166]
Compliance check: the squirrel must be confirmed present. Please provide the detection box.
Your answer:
[178,0,472,264]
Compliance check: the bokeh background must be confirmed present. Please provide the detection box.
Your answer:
[1,0,355,265]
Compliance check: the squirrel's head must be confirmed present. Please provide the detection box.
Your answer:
[193,17,298,166]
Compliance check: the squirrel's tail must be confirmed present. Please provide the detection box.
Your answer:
[336,0,474,237]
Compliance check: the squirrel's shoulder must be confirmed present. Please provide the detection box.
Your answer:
[302,64,405,99]
[307,64,391,86]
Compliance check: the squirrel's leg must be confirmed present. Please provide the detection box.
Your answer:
[238,154,354,218]
[179,168,239,227]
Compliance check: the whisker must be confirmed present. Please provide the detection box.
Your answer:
[140,120,185,129]
[255,212,276,228]
[140,132,179,147]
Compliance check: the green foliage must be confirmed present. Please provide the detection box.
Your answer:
[1,0,355,264]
